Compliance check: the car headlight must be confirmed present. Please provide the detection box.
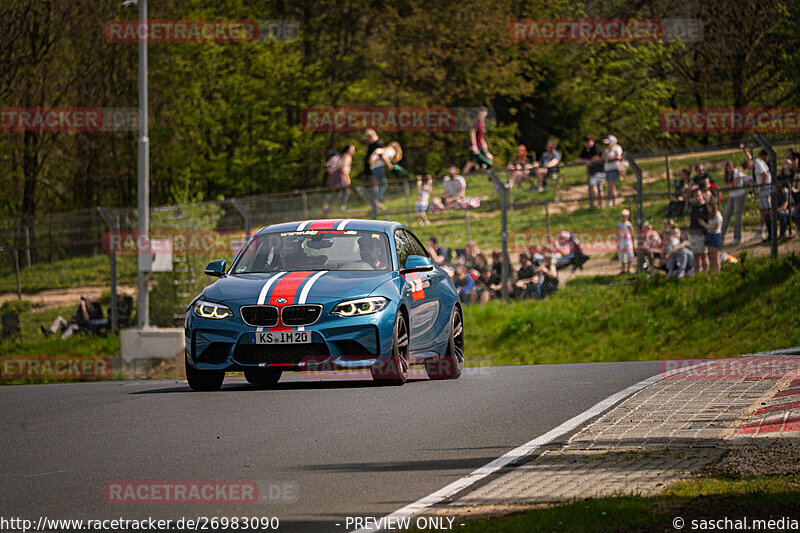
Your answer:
[331,297,388,317]
[194,300,233,319]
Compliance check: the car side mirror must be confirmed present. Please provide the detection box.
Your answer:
[204,259,227,277]
[401,255,434,274]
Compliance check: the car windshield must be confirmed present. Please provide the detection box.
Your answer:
[231,230,392,273]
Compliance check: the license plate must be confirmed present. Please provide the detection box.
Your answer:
[250,331,311,344]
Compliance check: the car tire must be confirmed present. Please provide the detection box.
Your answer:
[185,358,225,391]
[371,312,410,386]
[244,367,282,387]
[425,305,464,380]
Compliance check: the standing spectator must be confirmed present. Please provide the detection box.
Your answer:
[766,182,791,242]
[322,144,355,216]
[792,174,800,230]
[720,160,749,245]
[754,149,772,242]
[427,236,450,266]
[363,129,384,207]
[535,138,562,192]
[603,135,624,207]
[700,196,723,273]
[693,163,714,186]
[578,135,604,208]
[415,175,432,226]
[507,144,534,189]
[462,107,493,175]
[689,188,709,273]
[368,141,403,208]
[616,208,634,274]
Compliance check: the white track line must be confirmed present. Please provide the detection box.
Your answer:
[354,360,715,532]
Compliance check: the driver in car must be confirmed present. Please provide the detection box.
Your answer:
[277,239,307,269]
[358,236,386,270]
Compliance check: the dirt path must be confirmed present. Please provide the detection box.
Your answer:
[0,285,136,312]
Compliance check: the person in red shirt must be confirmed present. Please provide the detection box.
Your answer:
[462,107,493,175]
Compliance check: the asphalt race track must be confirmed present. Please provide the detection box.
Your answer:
[0,362,661,532]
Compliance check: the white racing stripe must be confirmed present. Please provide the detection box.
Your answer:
[354,360,716,532]
[255,272,286,332]
[295,270,327,331]
[335,219,352,230]
[297,220,312,231]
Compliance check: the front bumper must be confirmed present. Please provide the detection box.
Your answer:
[185,302,398,372]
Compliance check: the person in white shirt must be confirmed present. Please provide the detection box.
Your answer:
[699,196,723,273]
[754,149,772,241]
[602,135,624,207]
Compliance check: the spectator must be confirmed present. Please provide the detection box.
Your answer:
[617,208,634,274]
[535,137,561,192]
[665,228,694,279]
[693,163,715,186]
[578,135,605,208]
[602,135,624,207]
[363,129,384,203]
[427,236,450,266]
[689,188,709,273]
[698,175,719,204]
[452,264,476,303]
[765,181,791,242]
[415,174,433,226]
[431,166,467,211]
[41,295,103,339]
[792,175,800,230]
[474,268,499,303]
[642,221,663,269]
[507,144,534,189]
[368,141,403,208]
[751,149,773,241]
[720,160,750,245]
[699,196,723,273]
[462,107,493,175]
[322,144,355,216]
[532,254,559,298]
[512,253,536,299]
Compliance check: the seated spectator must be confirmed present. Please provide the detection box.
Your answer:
[665,228,694,279]
[535,138,561,192]
[430,166,467,211]
[427,236,450,266]
[41,295,103,339]
[532,254,559,298]
[452,264,476,303]
[642,221,663,269]
[693,163,714,185]
[474,268,499,303]
[512,253,537,299]
[765,182,791,242]
[507,144,535,189]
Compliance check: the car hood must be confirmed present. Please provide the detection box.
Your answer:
[201,270,396,304]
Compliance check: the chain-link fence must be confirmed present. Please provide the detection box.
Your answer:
[2,137,798,327]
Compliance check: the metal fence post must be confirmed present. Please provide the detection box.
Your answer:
[465,208,471,244]
[301,192,309,219]
[403,180,412,227]
[627,155,645,273]
[97,207,118,332]
[12,246,22,300]
[545,202,551,240]
[230,198,251,239]
[489,171,510,300]
[753,134,778,259]
[665,154,671,201]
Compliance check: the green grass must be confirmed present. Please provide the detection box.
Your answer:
[0,253,137,294]
[450,474,800,533]
[463,253,800,366]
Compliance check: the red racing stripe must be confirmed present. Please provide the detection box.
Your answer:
[738,416,800,434]
[752,400,800,416]
[268,270,315,331]
[308,219,341,230]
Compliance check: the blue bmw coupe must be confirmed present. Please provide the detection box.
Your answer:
[184,219,464,390]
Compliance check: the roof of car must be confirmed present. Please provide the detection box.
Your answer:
[256,218,405,235]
